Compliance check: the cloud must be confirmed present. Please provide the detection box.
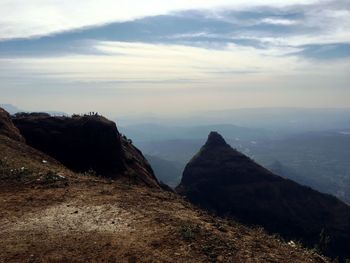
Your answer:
[1,0,349,61]
[261,18,299,25]
[0,41,295,90]
[0,0,320,40]
[1,40,349,114]
[0,1,349,115]
[296,43,350,59]
[1,40,348,86]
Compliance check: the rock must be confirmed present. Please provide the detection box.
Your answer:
[216,255,224,262]
[13,114,125,178]
[0,108,25,142]
[177,131,350,260]
[12,113,160,188]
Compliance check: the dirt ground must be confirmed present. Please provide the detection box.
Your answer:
[0,135,329,263]
[0,178,330,263]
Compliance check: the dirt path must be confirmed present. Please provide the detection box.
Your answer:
[0,181,329,263]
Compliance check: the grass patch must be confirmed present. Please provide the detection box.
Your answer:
[82,169,99,177]
[201,244,217,260]
[179,224,200,241]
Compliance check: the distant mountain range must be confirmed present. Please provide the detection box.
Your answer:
[117,108,350,133]
[0,104,23,114]
[120,123,270,142]
[0,103,67,116]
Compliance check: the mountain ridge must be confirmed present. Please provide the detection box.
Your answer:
[177,131,350,261]
[11,112,160,188]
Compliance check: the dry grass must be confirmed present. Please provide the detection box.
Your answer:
[0,135,329,263]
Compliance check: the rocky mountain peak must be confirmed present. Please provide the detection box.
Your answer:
[204,131,228,148]
[177,132,350,261]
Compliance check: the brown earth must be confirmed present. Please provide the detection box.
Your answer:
[0,108,24,142]
[0,134,329,263]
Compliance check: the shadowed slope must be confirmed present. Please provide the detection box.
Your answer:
[177,132,350,261]
[12,113,159,188]
[0,108,24,142]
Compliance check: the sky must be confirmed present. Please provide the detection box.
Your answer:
[0,0,349,117]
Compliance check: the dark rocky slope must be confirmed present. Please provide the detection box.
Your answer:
[0,108,24,142]
[12,112,159,188]
[121,135,160,188]
[177,132,350,261]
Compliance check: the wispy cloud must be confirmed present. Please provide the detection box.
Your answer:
[1,41,348,86]
[0,0,349,114]
[0,0,319,40]
[261,18,299,25]
[1,0,349,61]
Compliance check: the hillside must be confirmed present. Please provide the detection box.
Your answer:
[177,132,350,261]
[0,108,24,142]
[0,108,330,263]
[12,112,159,188]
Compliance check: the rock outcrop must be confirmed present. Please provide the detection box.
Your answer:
[12,113,160,188]
[177,131,350,261]
[0,107,24,142]
[121,135,160,188]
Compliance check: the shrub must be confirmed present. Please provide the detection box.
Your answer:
[179,225,200,241]
[315,228,331,254]
[201,244,217,260]
[213,222,227,232]
[38,171,68,187]
[0,159,9,177]
[82,169,98,177]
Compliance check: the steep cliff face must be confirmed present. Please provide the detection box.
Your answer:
[13,113,125,177]
[121,135,160,188]
[177,131,350,261]
[12,113,160,188]
[0,108,24,142]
